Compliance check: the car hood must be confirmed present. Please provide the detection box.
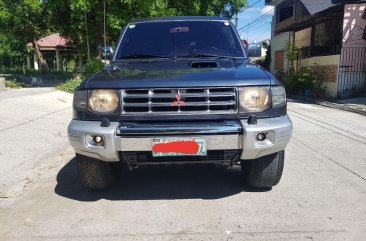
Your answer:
[82,59,276,89]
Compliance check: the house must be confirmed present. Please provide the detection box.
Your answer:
[27,33,77,71]
[266,0,366,98]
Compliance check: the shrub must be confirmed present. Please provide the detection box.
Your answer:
[57,58,104,93]
[283,67,324,95]
[84,58,104,76]
[56,74,83,93]
[5,79,25,88]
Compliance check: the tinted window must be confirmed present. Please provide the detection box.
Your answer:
[115,21,245,59]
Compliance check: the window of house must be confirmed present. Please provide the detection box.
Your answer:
[312,19,342,56]
[276,0,294,23]
[314,23,327,46]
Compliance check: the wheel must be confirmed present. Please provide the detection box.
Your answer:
[76,154,121,190]
[241,151,284,188]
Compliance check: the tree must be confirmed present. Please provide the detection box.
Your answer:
[0,0,248,70]
[284,40,298,74]
[0,0,53,71]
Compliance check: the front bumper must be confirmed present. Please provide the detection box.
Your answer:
[68,115,292,162]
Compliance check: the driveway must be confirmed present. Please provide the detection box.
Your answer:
[0,91,365,240]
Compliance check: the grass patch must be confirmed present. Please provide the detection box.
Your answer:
[5,79,26,88]
[56,76,82,93]
[55,58,104,93]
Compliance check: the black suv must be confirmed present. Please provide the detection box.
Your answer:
[68,17,292,190]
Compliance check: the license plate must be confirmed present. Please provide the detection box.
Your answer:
[152,138,206,157]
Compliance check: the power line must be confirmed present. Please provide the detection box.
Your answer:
[238,9,274,32]
[252,25,272,41]
[237,7,274,31]
[240,0,262,13]
[239,13,273,33]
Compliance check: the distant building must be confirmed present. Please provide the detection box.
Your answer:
[27,33,76,71]
[266,0,366,97]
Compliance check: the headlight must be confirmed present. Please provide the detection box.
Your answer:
[239,87,270,112]
[271,86,286,108]
[73,90,87,110]
[88,89,119,114]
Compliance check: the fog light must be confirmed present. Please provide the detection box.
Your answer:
[93,135,104,145]
[256,133,266,141]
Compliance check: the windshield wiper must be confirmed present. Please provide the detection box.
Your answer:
[120,54,175,60]
[176,53,237,59]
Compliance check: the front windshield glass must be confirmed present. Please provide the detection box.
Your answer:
[115,21,245,59]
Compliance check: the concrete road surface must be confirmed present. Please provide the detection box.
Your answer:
[0,90,365,241]
[0,88,72,194]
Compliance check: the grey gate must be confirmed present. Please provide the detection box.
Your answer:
[337,47,366,97]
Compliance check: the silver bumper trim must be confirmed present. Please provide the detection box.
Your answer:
[67,115,292,162]
[117,121,241,135]
[240,115,293,159]
[68,121,120,162]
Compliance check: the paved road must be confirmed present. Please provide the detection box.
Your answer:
[0,88,72,194]
[0,90,365,241]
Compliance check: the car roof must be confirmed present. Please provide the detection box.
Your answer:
[129,16,229,24]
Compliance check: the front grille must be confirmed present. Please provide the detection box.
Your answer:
[120,150,240,164]
[121,87,237,114]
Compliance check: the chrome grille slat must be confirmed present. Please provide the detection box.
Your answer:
[121,87,237,115]
[124,101,236,107]
[122,93,235,98]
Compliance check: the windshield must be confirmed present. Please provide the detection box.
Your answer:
[115,21,245,59]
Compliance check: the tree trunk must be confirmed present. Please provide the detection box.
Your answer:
[95,0,105,58]
[85,12,91,60]
[33,40,48,73]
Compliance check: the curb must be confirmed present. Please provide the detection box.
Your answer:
[288,95,366,116]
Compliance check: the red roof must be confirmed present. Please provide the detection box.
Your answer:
[27,33,75,50]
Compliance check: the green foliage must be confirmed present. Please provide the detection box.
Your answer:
[84,58,104,76]
[284,41,298,62]
[56,75,82,92]
[283,67,324,95]
[66,59,77,72]
[0,0,50,53]
[57,58,104,92]
[5,79,26,88]
[1,0,247,70]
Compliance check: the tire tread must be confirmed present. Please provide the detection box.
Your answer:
[241,151,285,188]
[76,154,119,190]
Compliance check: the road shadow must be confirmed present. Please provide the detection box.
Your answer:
[55,158,270,202]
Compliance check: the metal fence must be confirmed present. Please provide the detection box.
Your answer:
[337,47,366,97]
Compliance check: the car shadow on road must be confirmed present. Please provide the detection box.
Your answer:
[54,158,271,202]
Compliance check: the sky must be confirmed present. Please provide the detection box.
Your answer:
[232,0,275,43]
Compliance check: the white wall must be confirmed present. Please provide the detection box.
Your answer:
[300,55,340,67]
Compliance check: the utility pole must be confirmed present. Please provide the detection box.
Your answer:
[85,12,91,60]
[235,12,238,30]
[103,0,107,64]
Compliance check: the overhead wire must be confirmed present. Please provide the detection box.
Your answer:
[240,0,262,13]
[252,25,272,41]
[238,9,274,33]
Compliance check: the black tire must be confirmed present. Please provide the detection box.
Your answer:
[76,154,121,190]
[241,151,284,188]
